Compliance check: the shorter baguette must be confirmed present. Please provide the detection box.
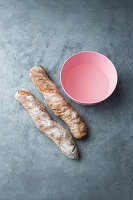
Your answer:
[30,65,87,139]
[15,89,79,159]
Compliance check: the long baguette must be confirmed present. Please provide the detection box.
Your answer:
[30,65,87,139]
[15,89,79,159]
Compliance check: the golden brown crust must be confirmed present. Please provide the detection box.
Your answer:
[15,89,79,159]
[30,65,87,139]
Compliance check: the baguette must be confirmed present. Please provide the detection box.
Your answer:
[30,65,87,139]
[15,89,79,159]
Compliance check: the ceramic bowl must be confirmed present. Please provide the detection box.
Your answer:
[60,51,118,105]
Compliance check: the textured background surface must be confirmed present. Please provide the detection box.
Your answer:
[0,0,133,199]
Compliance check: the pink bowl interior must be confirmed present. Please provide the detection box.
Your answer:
[60,51,117,104]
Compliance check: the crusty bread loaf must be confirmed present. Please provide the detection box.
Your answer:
[30,65,87,139]
[15,89,79,159]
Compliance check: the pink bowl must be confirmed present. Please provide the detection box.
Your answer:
[60,51,118,105]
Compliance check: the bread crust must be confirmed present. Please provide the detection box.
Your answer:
[15,89,79,159]
[30,65,87,139]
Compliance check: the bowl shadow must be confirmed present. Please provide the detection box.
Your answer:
[86,78,123,110]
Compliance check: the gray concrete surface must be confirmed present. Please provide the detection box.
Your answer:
[0,0,133,199]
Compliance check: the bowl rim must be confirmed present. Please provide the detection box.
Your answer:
[60,51,118,105]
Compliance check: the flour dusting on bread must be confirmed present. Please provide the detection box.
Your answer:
[15,89,79,159]
[30,65,87,139]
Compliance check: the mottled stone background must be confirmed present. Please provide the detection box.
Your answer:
[0,0,133,199]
